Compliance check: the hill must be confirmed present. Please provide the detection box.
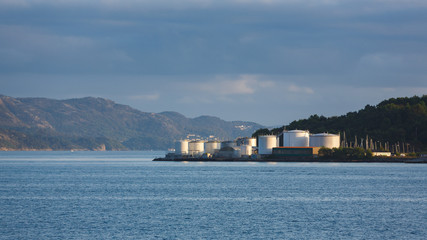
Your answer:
[0,95,263,150]
[253,95,427,152]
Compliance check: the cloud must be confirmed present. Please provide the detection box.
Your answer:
[0,0,426,126]
[0,25,94,56]
[178,95,215,104]
[0,24,137,73]
[359,53,403,68]
[0,48,32,64]
[0,0,216,10]
[194,75,275,96]
[91,19,137,27]
[3,0,426,11]
[287,84,314,94]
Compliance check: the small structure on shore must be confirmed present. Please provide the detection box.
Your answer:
[273,147,321,157]
[372,152,391,157]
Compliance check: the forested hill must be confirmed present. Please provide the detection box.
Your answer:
[256,95,427,151]
[0,95,263,151]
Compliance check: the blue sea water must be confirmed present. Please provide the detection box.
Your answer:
[0,151,426,239]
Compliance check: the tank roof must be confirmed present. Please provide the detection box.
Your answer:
[286,130,309,133]
[219,146,236,151]
[311,133,339,136]
[274,147,316,149]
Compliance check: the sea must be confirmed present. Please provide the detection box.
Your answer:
[0,151,426,239]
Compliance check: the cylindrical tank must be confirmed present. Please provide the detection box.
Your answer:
[283,130,309,147]
[233,147,242,158]
[204,141,221,154]
[175,140,189,155]
[310,133,340,148]
[240,145,252,156]
[188,140,205,156]
[221,141,237,149]
[258,135,277,155]
[245,138,257,147]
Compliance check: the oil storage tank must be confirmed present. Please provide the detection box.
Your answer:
[240,145,253,156]
[258,135,277,155]
[204,141,221,154]
[188,140,205,156]
[175,140,189,155]
[221,141,237,149]
[310,133,340,148]
[245,138,257,147]
[283,130,309,147]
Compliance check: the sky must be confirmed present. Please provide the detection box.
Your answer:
[1,0,426,126]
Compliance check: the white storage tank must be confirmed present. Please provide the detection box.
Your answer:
[221,141,237,149]
[175,140,189,155]
[188,140,205,156]
[245,138,257,147]
[217,146,241,158]
[258,135,277,155]
[240,145,253,156]
[310,133,340,148]
[283,130,309,147]
[204,141,221,154]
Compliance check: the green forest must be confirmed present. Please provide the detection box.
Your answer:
[253,95,427,152]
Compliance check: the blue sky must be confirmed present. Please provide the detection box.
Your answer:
[1,0,426,126]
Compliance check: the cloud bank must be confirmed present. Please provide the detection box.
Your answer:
[0,0,426,125]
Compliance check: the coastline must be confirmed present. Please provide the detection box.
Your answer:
[153,157,427,163]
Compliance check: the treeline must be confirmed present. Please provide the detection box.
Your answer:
[318,147,417,159]
[253,95,427,152]
[319,147,373,160]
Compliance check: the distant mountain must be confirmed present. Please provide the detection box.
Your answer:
[0,95,263,150]
[253,95,427,152]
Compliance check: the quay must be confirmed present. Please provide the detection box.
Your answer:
[153,157,425,163]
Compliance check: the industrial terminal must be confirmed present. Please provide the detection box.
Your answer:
[154,129,427,162]
[155,130,347,162]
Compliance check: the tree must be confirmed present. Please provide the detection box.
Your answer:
[252,128,271,138]
[366,149,373,158]
[318,147,333,158]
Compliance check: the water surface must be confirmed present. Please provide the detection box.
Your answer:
[1,151,426,239]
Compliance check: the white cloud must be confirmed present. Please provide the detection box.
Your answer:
[194,75,275,96]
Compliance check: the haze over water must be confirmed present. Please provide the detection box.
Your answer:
[1,151,426,239]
